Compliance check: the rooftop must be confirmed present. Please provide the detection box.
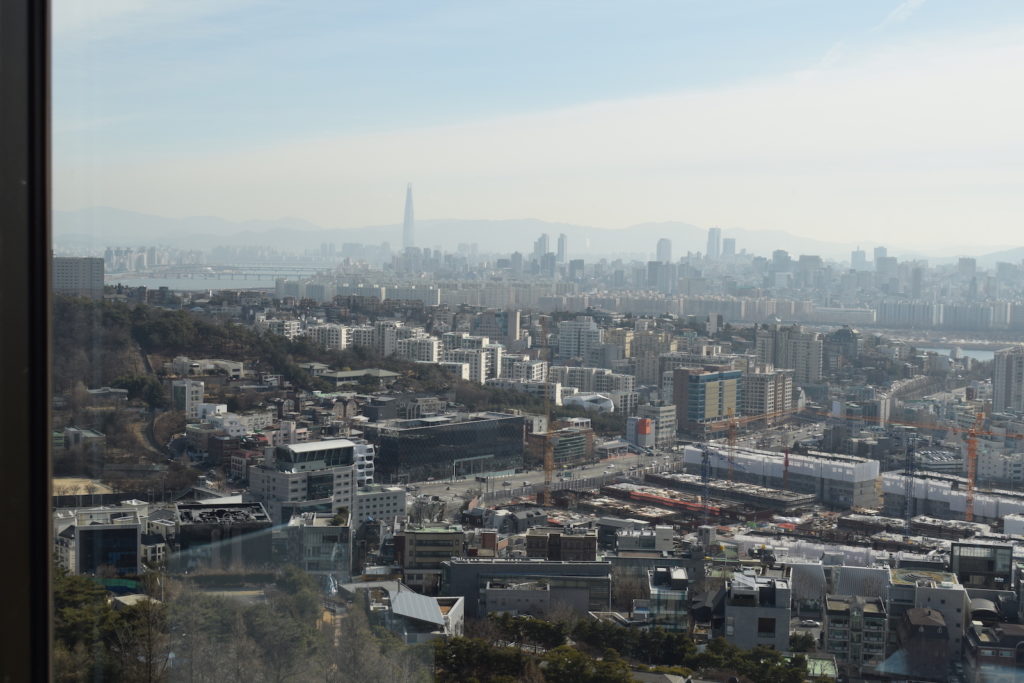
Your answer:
[890,567,958,586]
[177,502,270,525]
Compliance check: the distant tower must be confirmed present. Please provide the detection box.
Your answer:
[557,234,568,263]
[402,183,415,250]
[721,237,736,260]
[706,227,722,260]
[533,234,550,260]
[656,238,672,263]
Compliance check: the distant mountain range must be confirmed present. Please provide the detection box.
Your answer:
[54,206,1020,264]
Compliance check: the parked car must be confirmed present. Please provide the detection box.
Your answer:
[799,619,821,627]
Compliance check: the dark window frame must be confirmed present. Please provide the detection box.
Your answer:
[0,0,51,679]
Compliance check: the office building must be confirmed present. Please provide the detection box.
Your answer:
[721,237,736,259]
[396,524,466,594]
[173,502,273,571]
[53,256,104,299]
[642,567,690,631]
[286,511,352,584]
[59,509,142,576]
[656,238,672,264]
[949,541,1013,589]
[556,233,568,263]
[525,528,598,562]
[526,427,593,468]
[723,571,791,652]
[706,227,722,260]
[637,403,677,448]
[362,412,525,482]
[441,558,612,618]
[533,234,550,260]
[672,366,741,436]
[626,417,655,449]
[993,346,1024,413]
[352,484,406,526]
[248,439,374,523]
[402,182,415,250]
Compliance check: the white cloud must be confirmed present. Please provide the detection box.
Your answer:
[874,0,927,31]
[54,27,1024,248]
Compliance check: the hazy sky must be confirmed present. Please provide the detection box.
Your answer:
[54,1,1024,248]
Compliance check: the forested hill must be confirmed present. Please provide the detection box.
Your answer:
[52,296,626,432]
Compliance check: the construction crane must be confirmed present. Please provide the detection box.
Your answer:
[820,409,1020,522]
[903,435,916,528]
[965,412,984,522]
[540,315,555,505]
[782,424,792,491]
[706,406,797,481]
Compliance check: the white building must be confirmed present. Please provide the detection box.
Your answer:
[306,324,350,351]
[248,440,376,524]
[556,316,603,360]
[396,336,441,363]
[171,379,204,419]
[353,484,406,525]
[443,349,489,384]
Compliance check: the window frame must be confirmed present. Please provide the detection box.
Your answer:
[0,0,52,679]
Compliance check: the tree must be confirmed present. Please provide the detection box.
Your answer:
[111,598,170,683]
[789,631,815,652]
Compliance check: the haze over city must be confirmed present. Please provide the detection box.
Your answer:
[54,0,1024,250]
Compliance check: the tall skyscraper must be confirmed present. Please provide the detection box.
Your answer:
[851,248,868,271]
[557,233,568,263]
[873,246,887,263]
[721,237,736,260]
[993,346,1024,413]
[656,238,672,263]
[533,234,550,260]
[706,227,722,260]
[402,183,415,250]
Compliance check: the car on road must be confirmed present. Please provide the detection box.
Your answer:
[799,619,820,627]
[502,481,512,486]
[522,481,530,486]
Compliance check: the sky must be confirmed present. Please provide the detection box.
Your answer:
[53,1,1024,249]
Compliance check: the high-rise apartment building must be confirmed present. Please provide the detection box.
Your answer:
[402,183,415,250]
[742,364,794,421]
[656,238,672,263]
[556,316,603,360]
[556,233,568,263]
[53,256,104,299]
[706,227,722,260]
[993,346,1024,413]
[755,324,823,387]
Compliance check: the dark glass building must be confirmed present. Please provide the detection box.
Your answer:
[363,412,524,482]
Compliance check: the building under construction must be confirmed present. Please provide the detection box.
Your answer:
[644,472,817,514]
[881,470,1024,524]
[599,482,772,521]
[681,445,880,509]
